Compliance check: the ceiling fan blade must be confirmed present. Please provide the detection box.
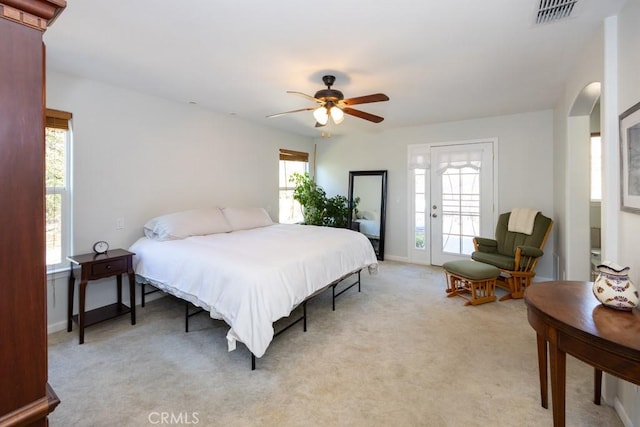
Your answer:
[287,91,324,104]
[266,107,316,118]
[342,93,389,106]
[343,107,384,123]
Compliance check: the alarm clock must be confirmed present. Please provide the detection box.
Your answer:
[92,240,109,254]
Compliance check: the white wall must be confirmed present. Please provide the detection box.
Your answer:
[613,0,640,424]
[46,71,313,331]
[555,0,640,424]
[314,110,556,278]
[553,26,604,282]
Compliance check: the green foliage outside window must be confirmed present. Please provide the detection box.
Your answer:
[46,128,66,265]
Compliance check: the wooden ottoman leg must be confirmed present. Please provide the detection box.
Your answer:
[466,278,497,306]
[446,272,455,293]
[447,274,461,297]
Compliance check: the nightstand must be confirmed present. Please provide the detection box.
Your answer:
[67,249,136,344]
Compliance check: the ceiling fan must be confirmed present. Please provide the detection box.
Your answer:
[267,75,389,127]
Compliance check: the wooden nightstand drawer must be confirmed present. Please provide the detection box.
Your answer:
[91,258,126,277]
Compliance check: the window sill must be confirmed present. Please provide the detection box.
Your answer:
[47,266,70,280]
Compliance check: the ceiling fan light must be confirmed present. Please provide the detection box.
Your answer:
[313,106,329,125]
[330,106,345,124]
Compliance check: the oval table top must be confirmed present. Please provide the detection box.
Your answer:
[524,281,640,356]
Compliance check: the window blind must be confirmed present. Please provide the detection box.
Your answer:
[279,148,309,162]
[45,109,72,130]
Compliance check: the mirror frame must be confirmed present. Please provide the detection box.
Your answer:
[348,170,388,261]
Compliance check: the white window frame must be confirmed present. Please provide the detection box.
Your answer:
[590,134,602,202]
[45,119,73,273]
[279,158,309,224]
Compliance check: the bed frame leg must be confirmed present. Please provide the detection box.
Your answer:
[303,301,307,332]
[332,284,336,311]
[331,269,362,311]
[251,353,256,370]
[185,302,190,333]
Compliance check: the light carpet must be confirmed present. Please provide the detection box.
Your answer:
[48,261,623,426]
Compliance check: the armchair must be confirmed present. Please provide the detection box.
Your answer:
[471,211,553,300]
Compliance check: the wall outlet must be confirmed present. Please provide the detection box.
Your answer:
[116,217,125,230]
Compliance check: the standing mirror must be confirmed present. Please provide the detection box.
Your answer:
[348,170,388,260]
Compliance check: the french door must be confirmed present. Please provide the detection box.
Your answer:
[409,141,495,266]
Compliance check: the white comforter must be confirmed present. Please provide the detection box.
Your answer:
[358,219,380,239]
[129,224,378,357]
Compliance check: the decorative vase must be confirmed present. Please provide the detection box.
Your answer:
[592,261,639,311]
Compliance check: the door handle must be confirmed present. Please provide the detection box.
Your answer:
[432,213,438,218]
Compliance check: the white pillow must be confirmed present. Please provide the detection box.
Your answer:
[143,208,232,241]
[222,207,273,231]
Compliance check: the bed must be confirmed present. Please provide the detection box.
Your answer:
[129,207,378,366]
[355,210,380,239]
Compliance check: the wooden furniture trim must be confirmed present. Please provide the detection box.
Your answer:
[0,397,50,427]
[524,281,640,427]
[0,0,66,31]
[0,384,60,426]
[1,1,65,424]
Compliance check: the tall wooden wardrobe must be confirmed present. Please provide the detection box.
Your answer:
[0,1,66,426]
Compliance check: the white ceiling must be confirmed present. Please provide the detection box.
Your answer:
[44,0,627,138]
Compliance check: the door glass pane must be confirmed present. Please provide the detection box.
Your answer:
[443,234,461,253]
[415,212,425,248]
[441,166,480,255]
[414,169,426,250]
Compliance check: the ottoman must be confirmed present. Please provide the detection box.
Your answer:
[443,260,500,306]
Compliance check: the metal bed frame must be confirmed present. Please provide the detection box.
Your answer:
[139,269,363,370]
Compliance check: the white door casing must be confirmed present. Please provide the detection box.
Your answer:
[408,140,496,266]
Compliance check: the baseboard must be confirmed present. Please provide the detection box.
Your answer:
[48,320,67,334]
[614,396,634,427]
[382,255,409,263]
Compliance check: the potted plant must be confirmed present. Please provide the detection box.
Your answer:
[290,172,358,227]
[290,172,326,225]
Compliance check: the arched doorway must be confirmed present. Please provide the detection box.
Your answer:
[566,81,601,280]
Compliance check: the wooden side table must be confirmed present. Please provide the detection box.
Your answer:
[67,249,136,344]
[525,281,640,426]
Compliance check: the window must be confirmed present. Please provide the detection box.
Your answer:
[413,169,426,249]
[279,149,309,224]
[46,109,72,271]
[591,134,602,201]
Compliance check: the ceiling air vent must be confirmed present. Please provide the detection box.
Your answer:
[535,0,578,24]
